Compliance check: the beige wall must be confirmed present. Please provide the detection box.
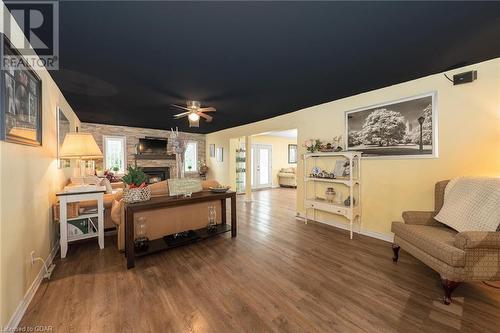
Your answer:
[251,135,297,187]
[207,58,500,237]
[0,4,80,326]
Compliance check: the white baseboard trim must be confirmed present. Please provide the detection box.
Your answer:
[295,214,394,243]
[6,243,59,329]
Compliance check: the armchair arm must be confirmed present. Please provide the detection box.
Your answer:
[455,231,500,250]
[402,211,440,226]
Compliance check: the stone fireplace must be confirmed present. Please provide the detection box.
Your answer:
[80,122,206,182]
[142,167,170,184]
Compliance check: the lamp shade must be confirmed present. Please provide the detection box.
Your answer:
[59,132,103,159]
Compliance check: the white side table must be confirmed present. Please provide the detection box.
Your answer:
[56,187,106,258]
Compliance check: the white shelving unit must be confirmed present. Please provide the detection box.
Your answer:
[303,151,362,239]
[56,188,106,258]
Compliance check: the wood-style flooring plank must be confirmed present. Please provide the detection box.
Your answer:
[19,188,500,333]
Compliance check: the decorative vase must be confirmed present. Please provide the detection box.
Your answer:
[325,187,336,202]
[344,196,356,207]
[123,186,151,203]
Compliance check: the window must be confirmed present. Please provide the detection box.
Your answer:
[184,141,198,172]
[103,136,126,174]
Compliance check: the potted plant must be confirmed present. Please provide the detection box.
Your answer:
[304,139,322,153]
[122,166,151,203]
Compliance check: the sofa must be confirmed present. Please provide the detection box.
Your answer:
[278,167,297,188]
[110,179,222,251]
[391,180,500,305]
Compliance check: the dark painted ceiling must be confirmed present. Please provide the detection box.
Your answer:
[45,2,500,133]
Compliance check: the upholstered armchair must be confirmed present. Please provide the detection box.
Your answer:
[278,167,297,188]
[391,180,500,305]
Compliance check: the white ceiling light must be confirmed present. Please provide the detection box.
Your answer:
[188,112,200,122]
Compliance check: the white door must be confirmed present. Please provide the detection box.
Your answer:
[251,144,272,189]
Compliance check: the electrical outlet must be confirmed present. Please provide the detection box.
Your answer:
[30,250,35,265]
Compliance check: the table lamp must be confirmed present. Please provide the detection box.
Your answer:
[59,132,103,177]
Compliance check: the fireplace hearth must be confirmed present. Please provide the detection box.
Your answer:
[142,167,170,184]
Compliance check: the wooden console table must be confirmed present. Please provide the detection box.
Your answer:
[124,191,237,268]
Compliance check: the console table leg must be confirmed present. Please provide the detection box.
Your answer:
[125,209,135,269]
[221,198,227,225]
[231,194,237,237]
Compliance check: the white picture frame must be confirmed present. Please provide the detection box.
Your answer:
[216,147,223,162]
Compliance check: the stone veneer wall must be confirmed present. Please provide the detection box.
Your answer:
[80,122,206,178]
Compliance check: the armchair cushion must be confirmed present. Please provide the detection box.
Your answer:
[280,167,295,174]
[402,211,442,226]
[277,172,295,179]
[392,222,465,267]
[455,231,500,250]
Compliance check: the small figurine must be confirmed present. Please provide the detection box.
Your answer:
[344,196,356,207]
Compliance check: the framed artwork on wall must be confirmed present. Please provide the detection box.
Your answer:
[216,147,223,162]
[209,144,215,157]
[288,144,297,164]
[57,107,71,168]
[346,92,437,158]
[1,37,42,146]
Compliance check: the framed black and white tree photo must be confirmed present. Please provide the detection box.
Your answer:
[346,92,437,158]
[1,38,42,146]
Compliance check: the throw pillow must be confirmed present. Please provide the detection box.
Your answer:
[110,199,123,225]
[434,177,500,232]
[100,178,113,194]
[149,180,169,196]
[168,179,203,196]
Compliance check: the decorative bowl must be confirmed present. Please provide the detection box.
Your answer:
[209,186,231,193]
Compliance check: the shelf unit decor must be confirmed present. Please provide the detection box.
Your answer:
[235,145,246,194]
[303,151,361,239]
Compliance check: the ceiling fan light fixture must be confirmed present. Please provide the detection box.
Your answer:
[188,117,200,128]
[187,100,201,109]
[188,112,200,122]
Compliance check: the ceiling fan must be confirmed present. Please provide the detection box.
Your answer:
[171,100,216,127]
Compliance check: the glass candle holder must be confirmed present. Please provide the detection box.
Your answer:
[134,216,149,251]
[207,205,217,232]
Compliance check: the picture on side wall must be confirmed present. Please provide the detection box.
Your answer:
[288,144,297,164]
[346,92,437,158]
[57,108,71,168]
[1,38,42,146]
[209,144,215,157]
[216,147,223,162]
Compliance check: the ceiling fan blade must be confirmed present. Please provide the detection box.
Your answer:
[173,111,190,118]
[171,104,190,111]
[198,112,213,122]
[198,107,216,112]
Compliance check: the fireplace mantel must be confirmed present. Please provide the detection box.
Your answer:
[134,154,176,160]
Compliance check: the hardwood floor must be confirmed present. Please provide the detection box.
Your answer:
[20,188,500,332]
